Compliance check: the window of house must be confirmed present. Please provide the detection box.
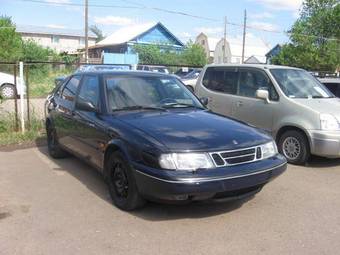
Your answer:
[201,39,205,45]
[61,75,81,102]
[51,35,60,44]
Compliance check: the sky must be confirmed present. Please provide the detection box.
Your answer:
[1,0,304,49]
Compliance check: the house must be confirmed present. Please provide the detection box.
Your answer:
[195,32,270,64]
[16,25,97,54]
[244,55,261,64]
[266,44,282,64]
[88,22,184,62]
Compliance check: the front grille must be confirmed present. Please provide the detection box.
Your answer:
[210,146,262,167]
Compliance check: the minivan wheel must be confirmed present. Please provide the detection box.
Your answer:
[0,84,15,99]
[107,152,145,211]
[278,130,310,165]
[46,124,68,158]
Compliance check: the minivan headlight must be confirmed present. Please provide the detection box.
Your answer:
[159,153,214,171]
[260,141,278,159]
[320,114,340,131]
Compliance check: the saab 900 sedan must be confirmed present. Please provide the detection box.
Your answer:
[45,71,287,211]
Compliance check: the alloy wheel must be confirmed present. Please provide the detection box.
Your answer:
[282,137,301,160]
[1,86,15,98]
[111,163,129,198]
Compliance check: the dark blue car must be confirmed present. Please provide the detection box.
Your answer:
[45,71,287,211]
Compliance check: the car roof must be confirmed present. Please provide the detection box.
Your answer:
[204,63,302,70]
[75,70,176,78]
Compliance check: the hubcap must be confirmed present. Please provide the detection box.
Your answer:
[283,137,301,160]
[111,163,129,198]
[1,86,14,98]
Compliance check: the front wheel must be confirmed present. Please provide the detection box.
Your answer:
[107,151,145,211]
[278,130,310,165]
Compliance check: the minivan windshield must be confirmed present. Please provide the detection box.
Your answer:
[105,76,204,111]
[270,69,333,99]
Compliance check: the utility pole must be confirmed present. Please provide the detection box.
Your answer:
[241,9,247,64]
[223,16,227,63]
[84,0,88,63]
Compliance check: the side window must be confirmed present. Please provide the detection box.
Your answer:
[77,75,100,108]
[202,67,237,94]
[239,69,279,101]
[61,76,81,102]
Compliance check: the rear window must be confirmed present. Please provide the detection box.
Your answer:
[202,67,238,94]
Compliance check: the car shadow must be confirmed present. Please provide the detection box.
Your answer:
[305,156,340,168]
[36,144,255,221]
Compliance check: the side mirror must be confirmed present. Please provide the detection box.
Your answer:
[256,89,270,103]
[76,98,98,112]
[200,97,209,106]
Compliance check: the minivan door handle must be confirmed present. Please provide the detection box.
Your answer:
[236,101,243,107]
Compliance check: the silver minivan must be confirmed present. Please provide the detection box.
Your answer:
[195,64,340,164]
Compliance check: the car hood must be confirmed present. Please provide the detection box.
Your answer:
[116,110,271,152]
[294,98,340,121]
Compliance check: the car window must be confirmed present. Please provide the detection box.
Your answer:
[61,75,81,102]
[202,67,238,94]
[77,75,99,108]
[322,83,340,97]
[239,69,279,100]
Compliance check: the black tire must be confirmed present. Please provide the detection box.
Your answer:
[46,123,68,158]
[0,84,16,99]
[278,130,310,165]
[107,151,145,211]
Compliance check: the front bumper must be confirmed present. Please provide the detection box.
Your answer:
[308,130,340,158]
[133,154,287,202]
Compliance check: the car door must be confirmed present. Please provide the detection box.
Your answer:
[54,75,82,152]
[198,66,238,116]
[72,75,107,169]
[232,68,279,132]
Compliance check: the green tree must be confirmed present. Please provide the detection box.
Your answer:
[181,41,207,66]
[272,0,340,71]
[90,25,105,43]
[0,16,23,61]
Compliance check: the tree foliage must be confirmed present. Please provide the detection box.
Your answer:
[272,0,340,71]
[0,16,22,61]
[133,41,207,66]
[90,25,105,43]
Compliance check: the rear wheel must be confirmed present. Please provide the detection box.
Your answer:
[107,151,145,211]
[0,84,15,99]
[46,123,68,158]
[278,130,310,165]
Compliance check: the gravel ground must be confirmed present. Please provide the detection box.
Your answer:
[1,146,340,255]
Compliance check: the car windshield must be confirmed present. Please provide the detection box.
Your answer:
[105,75,204,111]
[270,68,333,99]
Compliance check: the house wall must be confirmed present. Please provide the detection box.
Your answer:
[20,33,96,53]
[214,39,232,64]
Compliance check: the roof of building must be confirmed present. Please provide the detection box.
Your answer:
[95,22,184,47]
[265,44,282,57]
[244,55,261,64]
[16,24,96,38]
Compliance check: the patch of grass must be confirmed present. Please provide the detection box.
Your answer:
[0,113,45,146]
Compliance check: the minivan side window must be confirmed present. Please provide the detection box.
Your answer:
[238,69,279,101]
[202,67,238,94]
[61,75,81,102]
[77,75,100,108]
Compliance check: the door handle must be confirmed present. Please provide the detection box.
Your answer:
[236,101,243,107]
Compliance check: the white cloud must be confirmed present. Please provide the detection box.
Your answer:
[249,12,274,19]
[94,16,135,26]
[250,0,303,11]
[194,26,223,36]
[248,21,279,32]
[178,32,192,38]
[45,24,66,29]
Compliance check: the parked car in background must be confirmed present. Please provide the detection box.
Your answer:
[0,71,26,99]
[318,77,340,98]
[175,67,197,78]
[45,70,286,210]
[196,64,340,165]
[181,69,202,92]
[137,65,169,74]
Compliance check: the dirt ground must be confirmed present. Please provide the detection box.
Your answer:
[1,146,340,255]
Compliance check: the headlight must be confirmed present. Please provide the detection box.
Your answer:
[260,141,278,159]
[159,153,214,171]
[320,114,340,131]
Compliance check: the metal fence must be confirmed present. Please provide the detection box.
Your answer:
[0,61,203,132]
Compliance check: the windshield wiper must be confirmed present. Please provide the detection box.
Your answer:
[113,105,167,112]
[162,103,205,109]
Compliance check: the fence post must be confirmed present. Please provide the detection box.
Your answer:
[25,64,30,129]
[19,61,25,133]
[13,64,19,132]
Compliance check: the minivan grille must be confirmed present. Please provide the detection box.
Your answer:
[210,146,262,167]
